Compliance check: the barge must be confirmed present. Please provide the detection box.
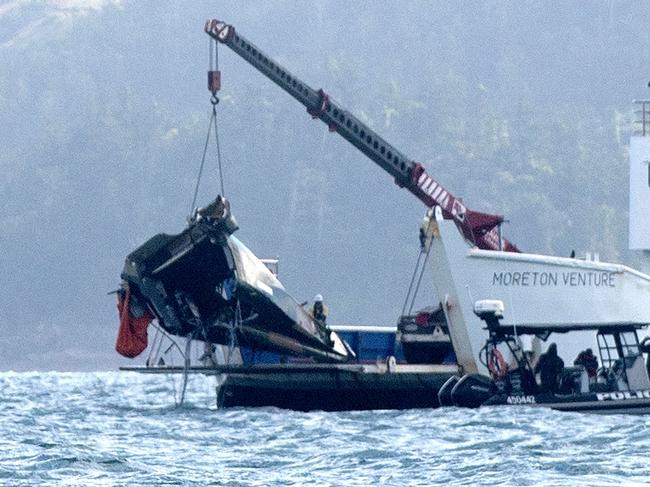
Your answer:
[116,195,458,410]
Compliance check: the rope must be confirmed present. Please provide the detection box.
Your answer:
[401,250,424,317]
[401,217,436,316]
[176,336,193,407]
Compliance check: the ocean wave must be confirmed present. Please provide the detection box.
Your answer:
[1,372,650,486]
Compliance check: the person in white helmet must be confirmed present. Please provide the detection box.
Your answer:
[311,294,329,325]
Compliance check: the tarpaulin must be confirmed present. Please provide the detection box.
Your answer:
[116,288,153,358]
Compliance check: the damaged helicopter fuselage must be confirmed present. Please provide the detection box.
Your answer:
[117,196,353,363]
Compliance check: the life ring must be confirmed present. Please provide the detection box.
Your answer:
[488,348,508,379]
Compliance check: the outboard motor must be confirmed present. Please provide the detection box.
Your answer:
[450,300,534,408]
[450,374,493,408]
[437,375,460,407]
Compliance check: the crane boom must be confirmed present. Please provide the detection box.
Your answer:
[205,19,519,252]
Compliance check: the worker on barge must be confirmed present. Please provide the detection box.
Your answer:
[311,294,329,326]
[534,343,564,393]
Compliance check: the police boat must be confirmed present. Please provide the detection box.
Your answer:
[443,300,650,414]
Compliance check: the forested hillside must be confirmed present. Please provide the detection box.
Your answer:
[1,1,649,370]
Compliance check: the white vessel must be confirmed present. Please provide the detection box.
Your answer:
[426,209,650,376]
[630,100,650,250]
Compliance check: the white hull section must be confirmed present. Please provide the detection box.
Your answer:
[429,218,650,375]
[629,132,650,249]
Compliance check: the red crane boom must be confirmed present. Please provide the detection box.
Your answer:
[205,19,519,252]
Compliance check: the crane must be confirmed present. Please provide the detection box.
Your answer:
[204,19,519,252]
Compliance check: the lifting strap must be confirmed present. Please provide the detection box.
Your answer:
[400,219,435,317]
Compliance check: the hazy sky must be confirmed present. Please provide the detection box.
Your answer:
[2,1,650,370]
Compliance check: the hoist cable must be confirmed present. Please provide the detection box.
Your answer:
[209,36,213,71]
[190,40,226,213]
[190,109,215,214]
[214,35,219,71]
[212,40,225,197]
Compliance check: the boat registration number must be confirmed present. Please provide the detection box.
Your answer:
[506,395,536,405]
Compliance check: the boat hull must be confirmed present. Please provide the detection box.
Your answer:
[484,390,650,415]
[428,217,650,375]
[121,363,458,411]
[218,364,457,410]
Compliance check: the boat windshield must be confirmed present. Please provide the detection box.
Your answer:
[621,331,641,356]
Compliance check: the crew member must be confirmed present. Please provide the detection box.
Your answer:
[311,294,329,325]
[573,348,598,382]
[534,343,564,393]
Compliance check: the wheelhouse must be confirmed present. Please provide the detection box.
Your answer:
[596,327,650,392]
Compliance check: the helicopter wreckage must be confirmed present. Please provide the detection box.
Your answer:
[116,195,353,364]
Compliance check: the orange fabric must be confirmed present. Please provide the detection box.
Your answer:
[116,288,153,358]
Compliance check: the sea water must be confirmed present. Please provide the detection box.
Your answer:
[1,372,649,486]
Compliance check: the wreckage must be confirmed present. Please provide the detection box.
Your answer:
[117,195,353,363]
